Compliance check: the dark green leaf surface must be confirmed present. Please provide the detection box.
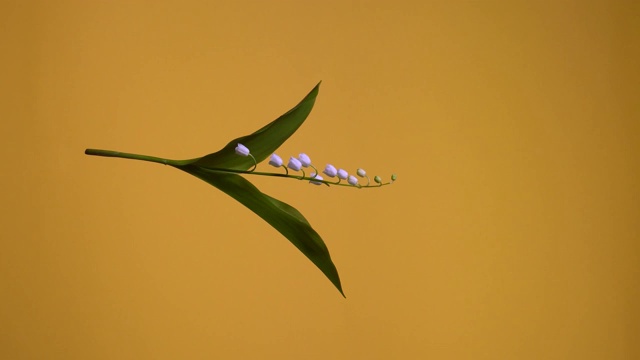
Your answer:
[179,165,344,296]
[193,82,321,170]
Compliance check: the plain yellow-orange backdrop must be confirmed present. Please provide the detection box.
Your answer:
[1,1,638,359]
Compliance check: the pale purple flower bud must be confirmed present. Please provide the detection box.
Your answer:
[288,156,302,171]
[323,164,337,178]
[298,153,311,167]
[337,169,348,180]
[357,168,366,177]
[347,175,358,186]
[235,143,250,157]
[269,153,283,167]
[309,172,324,185]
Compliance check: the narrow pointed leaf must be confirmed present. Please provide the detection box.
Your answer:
[178,164,344,296]
[193,82,321,170]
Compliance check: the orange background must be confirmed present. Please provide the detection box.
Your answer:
[1,1,638,359]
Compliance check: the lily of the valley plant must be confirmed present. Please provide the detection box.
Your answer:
[85,82,396,297]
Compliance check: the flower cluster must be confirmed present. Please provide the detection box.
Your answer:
[234,143,396,188]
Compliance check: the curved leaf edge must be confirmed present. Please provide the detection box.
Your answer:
[192,82,321,171]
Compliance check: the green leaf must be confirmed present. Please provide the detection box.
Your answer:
[178,164,345,297]
[193,82,321,170]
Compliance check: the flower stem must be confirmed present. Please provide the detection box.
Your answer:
[198,167,392,188]
[84,149,192,166]
[85,148,394,189]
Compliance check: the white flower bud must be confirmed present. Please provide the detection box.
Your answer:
[269,153,283,167]
[235,143,250,157]
[337,169,348,180]
[357,168,366,177]
[309,172,324,185]
[288,157,302,171]
[347,175,358,186]
[323,164,337,178]
[298,153,311,167]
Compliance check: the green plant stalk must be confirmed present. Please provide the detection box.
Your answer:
[84,149,193,166]
[85,148,392,187]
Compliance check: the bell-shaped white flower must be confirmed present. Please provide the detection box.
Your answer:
[347,175,358,186]
[298,153,312,167]
[323,164,337,178]
[288,156,302,171]
[309,172,324,185]
[235,143,250,157]
[269,153,283,167]
[337,169,348,180]
[357,168,366,177]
